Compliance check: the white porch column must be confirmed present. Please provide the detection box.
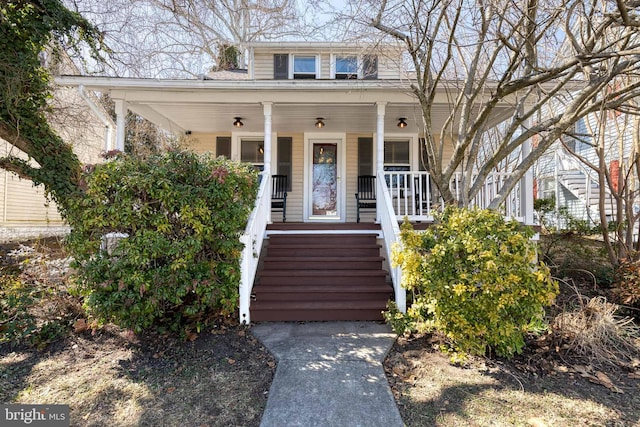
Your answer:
[521,138,534,225]
[263,102,273,223]
[114,99,127,152]
[376,102,386,221]
[262,102,273,174]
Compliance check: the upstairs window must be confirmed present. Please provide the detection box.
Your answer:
[335,56,357,79]
[293,55,317,79]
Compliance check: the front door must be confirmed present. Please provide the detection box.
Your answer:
[305,137,344,222]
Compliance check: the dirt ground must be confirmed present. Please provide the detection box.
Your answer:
[1,324,275,427]
[384,332,640,427]
[1,236,639,426]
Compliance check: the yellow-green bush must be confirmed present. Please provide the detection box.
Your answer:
[389,207,558,358]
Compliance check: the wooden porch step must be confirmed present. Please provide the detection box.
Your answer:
[251,232,392,322]
[267,222,381,231]
[258,269,388,286]
[267,244,382,257]
[267,233,379,246]
[262,256,385,270]
[254,284,393,301]
[250,300,389,322]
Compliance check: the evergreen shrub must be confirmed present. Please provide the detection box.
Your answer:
[66,150,258,334]
[387,207,558,358]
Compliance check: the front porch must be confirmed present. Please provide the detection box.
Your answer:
[240,168,532,323]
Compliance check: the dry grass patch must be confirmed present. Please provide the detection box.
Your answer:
[1,325,275,427]
[552,296,640,368]
[385,334,640,426]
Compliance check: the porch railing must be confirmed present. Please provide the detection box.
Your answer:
[383,171,524,222]
[377,170,406,313]
[239,172,270,324]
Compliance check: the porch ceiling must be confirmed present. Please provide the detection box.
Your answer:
[56,76,515,136]
[133,102,441,134]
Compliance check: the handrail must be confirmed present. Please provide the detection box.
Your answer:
[239,172,270,324]
[383,171,524,223]
[377,170,406,313]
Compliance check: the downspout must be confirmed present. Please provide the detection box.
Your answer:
[78,85,114,151]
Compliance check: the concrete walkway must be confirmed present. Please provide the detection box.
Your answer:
[251,322,404,427]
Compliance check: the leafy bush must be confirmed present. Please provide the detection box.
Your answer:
[391,207,559,358]
[0,246,76,348]
[66,150,258,335]
[612,259,640,310]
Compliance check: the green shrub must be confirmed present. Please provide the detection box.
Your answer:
[66,150,258,335]
[391,207,559,358]
[0,262,72,348]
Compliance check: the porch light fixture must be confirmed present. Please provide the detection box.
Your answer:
[233,117,244,128]
[397,117,408,128]
[315,118,325,129]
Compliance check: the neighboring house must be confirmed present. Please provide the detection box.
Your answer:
[56,41,534,323]
[0,53,114,243]
[534,112,639,229]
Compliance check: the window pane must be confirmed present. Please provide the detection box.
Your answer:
[336,56,357,74]
[294,56,316,73]
[384,140,409,164]
[241,140,264,164]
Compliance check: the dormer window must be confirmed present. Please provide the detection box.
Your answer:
[335,56,357,79]
[292,55,318,79]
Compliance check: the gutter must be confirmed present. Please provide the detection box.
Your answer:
[78,85,115,151]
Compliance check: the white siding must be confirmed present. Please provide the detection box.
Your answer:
[282,133,304,222]
[320,54,330,79]
[188,133,222,154]
[251,46,405,81]
[377,54,402,80]
[254,53,274,80]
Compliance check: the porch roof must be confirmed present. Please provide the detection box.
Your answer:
[55,75,515,135]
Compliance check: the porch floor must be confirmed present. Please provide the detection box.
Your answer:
[266,221,432,232]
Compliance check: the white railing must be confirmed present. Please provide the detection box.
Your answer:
[383,171,524,222]
[239,172,270,324]
[377,170,406,313]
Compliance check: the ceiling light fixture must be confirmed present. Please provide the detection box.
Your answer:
[233,117,244,128]
[397,117,408,128]
[315,118,325,129]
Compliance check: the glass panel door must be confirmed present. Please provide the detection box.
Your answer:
[312,143,338,217]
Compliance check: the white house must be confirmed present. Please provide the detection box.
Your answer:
[0,54,114,243]
[57,42,534,323]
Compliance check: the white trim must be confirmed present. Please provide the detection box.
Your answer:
[232,132,277,167]
[303,132,347,222]
[115,99,127,152]
[372,132,420,170]
[330,54,359,79]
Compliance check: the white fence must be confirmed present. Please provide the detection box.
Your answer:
[383,171,523,222]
